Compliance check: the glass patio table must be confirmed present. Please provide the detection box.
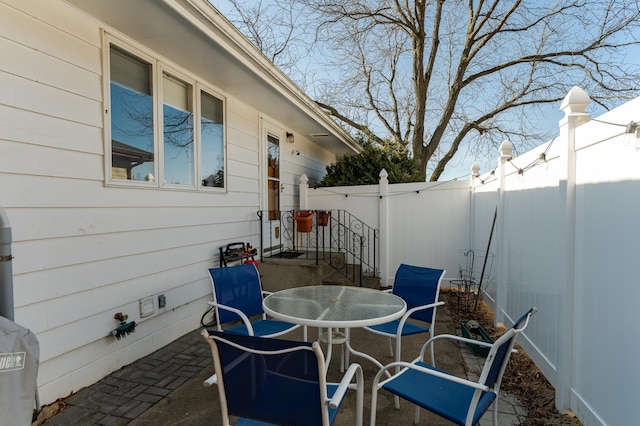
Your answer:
[263,285,406,370]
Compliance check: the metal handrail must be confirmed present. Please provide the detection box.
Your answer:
[256,209,379,286]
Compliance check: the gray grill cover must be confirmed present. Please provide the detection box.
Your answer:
[0,316,39,425]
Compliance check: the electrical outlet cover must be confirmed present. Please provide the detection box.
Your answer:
[139,297,154,317]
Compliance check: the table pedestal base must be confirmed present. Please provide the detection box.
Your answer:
[320,328,392,377]
[319,329,347,372]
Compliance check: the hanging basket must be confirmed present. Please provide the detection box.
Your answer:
[317,210,331,226]
[293,211,315,233]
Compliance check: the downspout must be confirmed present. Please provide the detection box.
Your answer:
[0,204,14,321]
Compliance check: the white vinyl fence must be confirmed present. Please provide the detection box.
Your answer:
[304,177,472,286]
[303,87,640,426]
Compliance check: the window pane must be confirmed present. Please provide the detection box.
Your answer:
[267,134,280,220]
[201,91,224,188]
[110,46,155,181]
[163,73,194,186]
[268,180,280,220]
[267,135,279,178]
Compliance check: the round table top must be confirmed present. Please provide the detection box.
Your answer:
[263,285,406,328]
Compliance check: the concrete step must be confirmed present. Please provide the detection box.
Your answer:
[258,254,380,291]
[321,267,380,289]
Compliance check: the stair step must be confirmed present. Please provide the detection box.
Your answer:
[259,254,380,290]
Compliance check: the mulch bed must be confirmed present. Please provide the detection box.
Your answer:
[443,289,582,425]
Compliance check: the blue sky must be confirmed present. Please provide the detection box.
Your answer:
[210,0,639,181]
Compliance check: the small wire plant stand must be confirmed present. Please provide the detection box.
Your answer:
[450,249,495,312]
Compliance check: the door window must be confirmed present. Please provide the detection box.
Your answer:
[267,134,280,220]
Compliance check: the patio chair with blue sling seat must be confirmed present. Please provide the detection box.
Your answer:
[201,329,364,426]
[361,264,446,368]
[205,263,307,388]
[370,307,537,426]
[207,263,305,339]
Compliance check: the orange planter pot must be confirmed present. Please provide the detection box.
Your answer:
[317,210,331,226]
[293,211,315,233]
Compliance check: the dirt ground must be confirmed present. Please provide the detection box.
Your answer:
[443,289,582,426]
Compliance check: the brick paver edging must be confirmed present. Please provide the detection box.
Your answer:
[43,330,211,426]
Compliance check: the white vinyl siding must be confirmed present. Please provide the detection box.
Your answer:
[1,0,338,407]
[0,2,251,405]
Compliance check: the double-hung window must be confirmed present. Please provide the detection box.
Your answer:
[106,38,225,190]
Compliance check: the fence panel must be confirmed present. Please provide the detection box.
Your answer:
[306,179,472,286]
[302,92,640,426]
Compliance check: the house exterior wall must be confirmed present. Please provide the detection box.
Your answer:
[279,130,335,211]
[0,0,337,404]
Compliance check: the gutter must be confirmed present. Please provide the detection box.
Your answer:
[0,205,14,321]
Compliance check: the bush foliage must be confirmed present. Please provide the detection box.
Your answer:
[319,138,422,187]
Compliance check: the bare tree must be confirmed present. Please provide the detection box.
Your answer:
[225,0,640,180]
[223,0,307,78]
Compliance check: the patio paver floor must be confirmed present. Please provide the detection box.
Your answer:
[41,304,526,425]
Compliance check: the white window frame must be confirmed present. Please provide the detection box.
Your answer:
[196,84,227,192]
[158,64,196,189]
[103,33,226,192]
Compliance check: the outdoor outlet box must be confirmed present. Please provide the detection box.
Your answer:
[139,296,154,318]
[158,294,166,309]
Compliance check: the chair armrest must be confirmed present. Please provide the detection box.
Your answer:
[394,301,445,338]
[207,301,255,335]
[419,333,492,360]
[374,360,490,392]
[426,333,493,347]
[404,300,445,318]
[418,333,516,361]
[328,362,364,409]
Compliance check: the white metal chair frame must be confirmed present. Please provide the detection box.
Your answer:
[370,308,537,426]
[202,329,364,426]
[368,288,445,363]
[363,266,446,368]
[207,264,306,339]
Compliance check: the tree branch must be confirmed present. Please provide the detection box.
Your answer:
[315,101,386,145]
